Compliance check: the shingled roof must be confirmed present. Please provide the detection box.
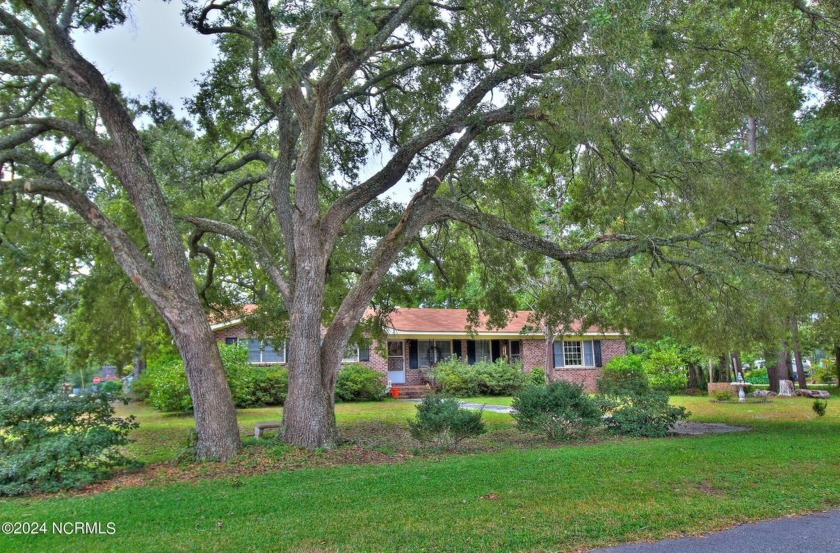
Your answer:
[211,305,615,336]
[383,307,605,335]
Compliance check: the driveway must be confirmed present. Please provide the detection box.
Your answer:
[592,509,840,552]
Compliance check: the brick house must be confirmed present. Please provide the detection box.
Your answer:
[211,307,626,392]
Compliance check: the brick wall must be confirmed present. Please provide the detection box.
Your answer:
[213,324,250,344]
[213,323,627,393]
[521,337,627,393]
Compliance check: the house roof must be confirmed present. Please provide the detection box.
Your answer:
[211,305,619,337]
[383,307,609,336]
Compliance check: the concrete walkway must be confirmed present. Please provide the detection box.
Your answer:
[592,509,840,552]
[400,398,513,414]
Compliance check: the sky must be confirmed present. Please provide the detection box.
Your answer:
[72,1,416,203]
[73,1,217,118]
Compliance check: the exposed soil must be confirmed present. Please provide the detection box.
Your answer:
[669,421,751,435]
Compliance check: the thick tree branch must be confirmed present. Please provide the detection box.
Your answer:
[183,216,292,304]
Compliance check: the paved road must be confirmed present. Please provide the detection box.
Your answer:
[592,509,840,553]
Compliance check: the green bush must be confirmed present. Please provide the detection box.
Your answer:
[430,358,480,396]
[0,388,138,496]
[430,358,523,396]
[528,367,547,386]
[813,399,828,417]
[99,380,123,394]
[597,354,649,395]
[335,364,386,402]
[146,358,193,412]
[713,390,734,402]
[142,345,288,412]
[642,349,688,393]
[599,392,689,438]
[812,362,835,385]
[473,359,524,395]
[512,382,602,441]
[408,397,486,450]
[744,368,769,385]
[129,372,153,401]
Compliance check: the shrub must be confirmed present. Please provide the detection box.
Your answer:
[408,397,486,450]
[250,367,288,406]
[141,345,289,411]
[744,368,769,385]
[812,362,835,385]
[713,390,734,402]
[512,382,602,441]
[473,359,524,395]
[642,349,688,393]
[99,380,123,394]
[599,392,689,438]
[129,372,154,400]
[335,364,386,402]
[430,358,523,396]
[597,354,649,395]
[528,367,547,386]
[0,388,138,496]
[0,331,65,393]
[146,358,193,412]
[429,358,480,396]
[813,399,828,417]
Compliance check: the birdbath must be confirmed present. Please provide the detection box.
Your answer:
[730,381,750,402]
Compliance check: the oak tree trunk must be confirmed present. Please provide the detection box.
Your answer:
[790,319,807,389]
[171,318,242,461]
[281,219,338,448]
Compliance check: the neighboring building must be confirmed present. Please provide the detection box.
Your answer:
[210,306,626,392]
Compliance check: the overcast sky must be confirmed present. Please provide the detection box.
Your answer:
[74,1,216,117]
[72,1,415,203]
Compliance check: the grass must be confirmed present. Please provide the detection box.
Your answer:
[2,394,840,552]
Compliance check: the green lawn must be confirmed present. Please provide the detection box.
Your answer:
[2,395,839,552]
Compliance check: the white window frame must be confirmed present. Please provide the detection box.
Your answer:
[247,339,287,364]
[555,339,596,368]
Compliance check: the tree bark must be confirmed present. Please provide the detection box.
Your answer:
[771,345,789,393]
[281,200,338,448]
[170,318,242,460]
[834,344,840,386]
[732,351,743,379]
[790,318,807,389]
[544,325,555,382]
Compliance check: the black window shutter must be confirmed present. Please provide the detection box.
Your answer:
[466,340,476,364]
[553,341,564,368]
[594,340,603,367]
[453,340,462,359]
[359,344,370,362]
[511,340,520,356]
[491,340,501,361]
[408,339,419,369]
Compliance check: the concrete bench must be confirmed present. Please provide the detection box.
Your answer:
[254,421,282,439]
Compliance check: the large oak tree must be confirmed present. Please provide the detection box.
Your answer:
[2,0,837,452]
